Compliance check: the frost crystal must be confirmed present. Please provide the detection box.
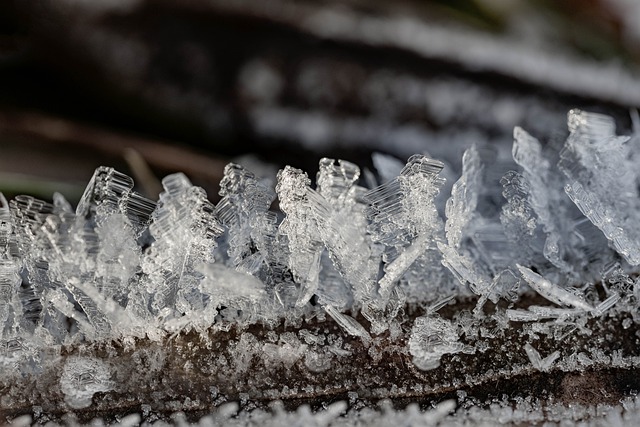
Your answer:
[524,343,560,372]
[60,357,113,409]
[409,315,469,370]
[559,109,640,265]
[1,108,640,424]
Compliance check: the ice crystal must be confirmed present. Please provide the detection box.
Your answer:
[560,109,640,265]
[1,109,640,424]
[408,315,470,370]
[60,357,113,409]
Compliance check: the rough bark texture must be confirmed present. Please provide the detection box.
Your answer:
[2,297,638,423]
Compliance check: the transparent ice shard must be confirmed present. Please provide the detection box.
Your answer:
[559,109,640,265]
[438,243,489,295]
[516,264,592,310]
[315,159,378,306]
[439,147,521,309]
[591,292,620,317]
[509,127,575,273]
[444,145,482,250]
[215,163,296,319]
[216,164,277,270]
[507,305,584,322]
[500,171,545,263]
[506,308,542,322]
[524,343,559,372]
[9,196,63,337]
[439,146,492,295]
[324,305,371,342]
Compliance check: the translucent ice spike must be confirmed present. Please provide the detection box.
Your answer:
[440,147,501,298]
[0,195,19,335]
[10,195,54,249]
[511,134,553,224]
[506,309,542,322]
[399,155,446,235]
[218,164,275,215]
[366,155,445,246]
[0,193,15,255]
[77,167,131,217]
[324,305,371,342]
[507,306,583,322]
[516,264,592,310]
[63,279,112,338]
[378,233,430,299]
[500,171,543,260]
[565,182,640,265]
[591,292,620,317]
[316,160,377,297]
[444,145,482,249]
[364,178,409,248]
[0,260,21,337]
[276,166,323,307]
[513,129,572,268]
[371,152,404,184]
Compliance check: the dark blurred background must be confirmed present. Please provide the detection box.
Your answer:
[1,0,640,203]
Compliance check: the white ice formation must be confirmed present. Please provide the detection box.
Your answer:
[2,109,640,424]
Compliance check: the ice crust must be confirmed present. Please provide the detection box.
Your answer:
[1,110,640,424]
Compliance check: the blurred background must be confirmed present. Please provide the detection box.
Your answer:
[1,0,640,204]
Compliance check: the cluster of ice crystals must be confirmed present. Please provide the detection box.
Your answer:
[1,109,640,423]
[408,315,469,371]
[0,110,638,342]
[560,109,640,265]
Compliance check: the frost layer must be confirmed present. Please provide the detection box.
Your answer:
[1,110,640,423]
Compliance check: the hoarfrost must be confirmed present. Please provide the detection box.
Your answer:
[516,264,592,311]
[559,109,640,265]
[408,315,470,371]
[60,357,113,409]
[524,343,560,372]
[1,108,639,423]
